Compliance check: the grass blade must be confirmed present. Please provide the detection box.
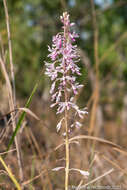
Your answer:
[0,156,21,190]
[7,70,43,151]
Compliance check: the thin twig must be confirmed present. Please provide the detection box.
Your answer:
[89,0,99,136]
[22,169,46,186]
[0,149,16,156]
[88,1,100,183]
[54,135,122,152]
[0,54,24,186]
[101,155,127,175]
[3,0,16,102]
[83,168,114,188]
[2,0,24,186]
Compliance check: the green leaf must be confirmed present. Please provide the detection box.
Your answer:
[7,69,43,151]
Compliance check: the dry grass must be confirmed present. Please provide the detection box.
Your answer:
[0,98,127,189]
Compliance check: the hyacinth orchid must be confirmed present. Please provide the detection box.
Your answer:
[45,12,88,133]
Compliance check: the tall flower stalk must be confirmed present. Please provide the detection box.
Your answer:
[45,12,88,190]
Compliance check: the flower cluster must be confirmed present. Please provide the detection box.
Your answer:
[45,12,88,132]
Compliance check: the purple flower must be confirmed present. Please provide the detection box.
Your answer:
[45,12,87,132]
